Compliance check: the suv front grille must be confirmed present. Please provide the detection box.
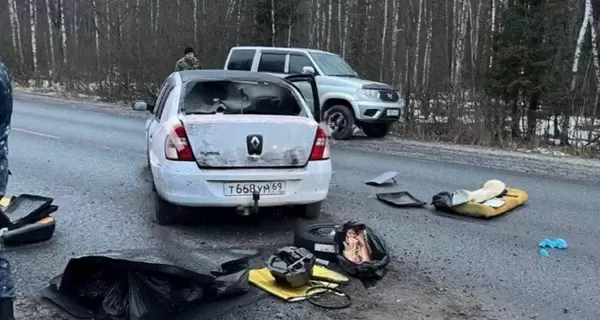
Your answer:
[379,91,399,102]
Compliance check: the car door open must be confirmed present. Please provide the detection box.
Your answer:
[284,75,321,122]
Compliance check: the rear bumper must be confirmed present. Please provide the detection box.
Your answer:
[152,160,332,207]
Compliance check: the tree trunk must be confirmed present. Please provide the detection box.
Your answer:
[29,0,38,77]
[379,0,388,82]
[413,0,424,87]
[45,0,55,77]
[271,0,276,46]
[571,0,592,90]
[92,0,101,73]
[8,0,24,64]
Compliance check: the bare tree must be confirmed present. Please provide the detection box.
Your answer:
[0,0,596,154]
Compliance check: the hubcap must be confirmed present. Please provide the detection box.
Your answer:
[327,112,347,133]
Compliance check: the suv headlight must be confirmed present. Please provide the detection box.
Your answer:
[357,89,379,99]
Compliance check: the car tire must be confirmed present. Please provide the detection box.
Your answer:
[297,202,322,219]
[293,222,338,261]
[153,189,177,226]
[362,123,391,138]
[325,105,355,140]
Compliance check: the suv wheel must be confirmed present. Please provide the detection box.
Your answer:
[362,123,391,138]
[154,188,178,225]
[325,105,355,140]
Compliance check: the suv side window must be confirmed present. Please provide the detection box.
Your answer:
[258,53,286,73]
[154,82,174,120]
[227,49,255,71]
[288,54,314,74]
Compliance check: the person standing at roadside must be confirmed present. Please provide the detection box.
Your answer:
[174,47,202,71]
[0,60,15,320]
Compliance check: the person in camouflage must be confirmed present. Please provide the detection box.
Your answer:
[174,47,202,71]
[0,60,15,320]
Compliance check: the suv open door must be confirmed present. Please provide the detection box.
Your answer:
[284,75,321,122]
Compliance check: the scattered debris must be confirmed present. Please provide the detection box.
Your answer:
[539,238,568,249]
[376,191,427,208]
[1,194,58,246]
[365,171,398,186]
[539,249,550,257]
[333,222,390,281]
[40,248,267,320]
[251,246,351,309]
[431,181,528,218]
[267,247,316,289]
[451,180,506,205]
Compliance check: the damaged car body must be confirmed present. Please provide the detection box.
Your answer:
[132,70,332,225]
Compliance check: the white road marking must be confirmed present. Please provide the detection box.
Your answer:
[13,128,60,139]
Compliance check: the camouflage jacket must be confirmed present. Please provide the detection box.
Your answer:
[175,57,202,71]
[0,62,12,197]
[0,65,14,300]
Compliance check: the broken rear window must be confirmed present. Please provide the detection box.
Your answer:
[180,80,305,116]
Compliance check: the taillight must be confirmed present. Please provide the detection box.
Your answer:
[165,123,194,161]
[309,126,330,161]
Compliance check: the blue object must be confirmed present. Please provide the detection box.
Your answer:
[539,238,568,249]
[539,249,550,256]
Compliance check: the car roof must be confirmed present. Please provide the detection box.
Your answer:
[177,69,292,86]
[229,46,335,55]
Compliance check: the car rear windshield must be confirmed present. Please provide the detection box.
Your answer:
[181,80,305,116]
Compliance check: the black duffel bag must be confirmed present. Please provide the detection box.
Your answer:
[333,221,390,280]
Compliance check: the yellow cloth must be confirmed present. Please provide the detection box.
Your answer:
[0,197,10,207]
[451,188,528,218]
[249,265,349,302]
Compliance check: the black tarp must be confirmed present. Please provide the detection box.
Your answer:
[41,248,267,320]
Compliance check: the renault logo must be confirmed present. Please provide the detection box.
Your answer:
[386,93,394,99]
[246,134,263,155]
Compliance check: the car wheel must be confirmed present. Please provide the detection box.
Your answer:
[297,202,322,219]
[293,222,338,261]
[153,189,177,226]
[325,105,355,140]
[362,123,391,138]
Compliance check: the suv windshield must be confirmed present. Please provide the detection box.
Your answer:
[181,80,305,116]
[309,52,357,77]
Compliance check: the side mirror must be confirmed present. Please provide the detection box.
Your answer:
[132,100,150,112]
[301,66,315,75]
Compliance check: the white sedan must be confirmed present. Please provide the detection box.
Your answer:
[132,70,332,225]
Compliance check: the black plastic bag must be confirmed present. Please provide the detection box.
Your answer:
[333,222,390,280]
[44,248,256,320]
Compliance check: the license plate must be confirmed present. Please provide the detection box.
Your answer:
[223,181,286,196]
[386,109,400,116]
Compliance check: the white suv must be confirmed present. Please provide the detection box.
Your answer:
[224,46,405,140]
[132,70,332,225]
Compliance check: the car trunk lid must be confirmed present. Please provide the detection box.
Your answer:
[180,114,318,168]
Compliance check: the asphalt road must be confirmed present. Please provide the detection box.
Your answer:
[5,95,600,320]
